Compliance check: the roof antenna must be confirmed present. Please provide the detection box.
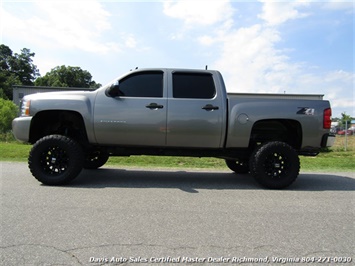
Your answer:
[205,65,208,70]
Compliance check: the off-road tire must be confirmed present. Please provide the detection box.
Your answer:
[29,135,84,185]
[225,159,249,174]
[249,141,300,189]
[84,150,109,169]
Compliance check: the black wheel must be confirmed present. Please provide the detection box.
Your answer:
[249,141,300,189]
[225,159,249,174]
[29,135,84,185]
[84,150,109,169]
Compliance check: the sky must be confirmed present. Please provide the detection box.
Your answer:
[1,0,354,118]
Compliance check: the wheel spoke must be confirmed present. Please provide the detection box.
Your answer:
[264,152,289,179]
[40,145,69,175]
[83,150,109,169]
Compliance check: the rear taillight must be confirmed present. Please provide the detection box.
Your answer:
[323,108,332,129]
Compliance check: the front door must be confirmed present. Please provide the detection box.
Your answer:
[94,71,167,146]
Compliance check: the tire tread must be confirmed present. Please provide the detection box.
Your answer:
[249,141,300,189]
[29,135,84,185]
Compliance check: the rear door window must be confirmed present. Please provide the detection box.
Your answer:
[172,72,216,99]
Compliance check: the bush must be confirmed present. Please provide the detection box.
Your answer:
[0,131,16,142]
[0,98,18,133]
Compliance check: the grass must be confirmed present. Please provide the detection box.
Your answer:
[298,134,355,172]
[1,134,354,172]
[300,151,355,172]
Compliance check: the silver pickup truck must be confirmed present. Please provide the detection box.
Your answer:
[12,68,335,188]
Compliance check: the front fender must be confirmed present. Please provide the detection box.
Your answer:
[29,92,97,143]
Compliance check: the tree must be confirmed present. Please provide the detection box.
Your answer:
[341,112,352,129]
[35,65,101,88]
[0,45,39,100]
[0,98,18,133]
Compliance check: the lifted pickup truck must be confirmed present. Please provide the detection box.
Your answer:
[12,68,335,189]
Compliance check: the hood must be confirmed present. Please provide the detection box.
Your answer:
[23,90,96,101]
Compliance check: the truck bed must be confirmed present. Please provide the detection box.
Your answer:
[227,92,324,100]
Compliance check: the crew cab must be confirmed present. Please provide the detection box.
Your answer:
[12,68,335,188]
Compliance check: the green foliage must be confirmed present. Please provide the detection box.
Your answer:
[0,98,18,133]
[0,44,39,100]
[0,131,16,142]
[340,112,352,128]
[35,65,101,88]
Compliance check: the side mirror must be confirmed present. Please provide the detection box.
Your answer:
[106,82,124,97]
[107,84,119,97]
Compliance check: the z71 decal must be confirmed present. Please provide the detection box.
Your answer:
[297,107,315,115]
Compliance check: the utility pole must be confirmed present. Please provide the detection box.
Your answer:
[345,120,348,151]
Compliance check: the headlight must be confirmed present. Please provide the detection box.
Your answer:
[20,99,31,116]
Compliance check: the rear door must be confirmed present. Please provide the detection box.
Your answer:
[166,71,225,148]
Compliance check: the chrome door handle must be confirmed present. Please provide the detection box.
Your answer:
[202,104,219,111]
[146,103,164,109]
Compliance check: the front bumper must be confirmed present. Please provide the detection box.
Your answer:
[12,117,32,142]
